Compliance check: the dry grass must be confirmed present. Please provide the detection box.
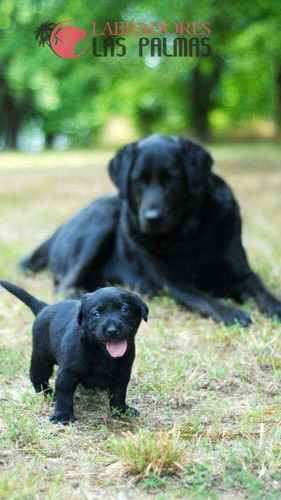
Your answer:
[0,143,281,498]
[108,429,187,479]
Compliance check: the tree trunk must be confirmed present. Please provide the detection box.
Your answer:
[2,93,21,149]
[275,65,281,138]
[188,58,224,142]
[189,66,210,141]
[45,131,55,148]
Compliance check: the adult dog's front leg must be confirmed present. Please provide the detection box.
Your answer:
[169,284,252,327]
[242,272,281,321]
[50,371,78,424]
[54,262,90,299]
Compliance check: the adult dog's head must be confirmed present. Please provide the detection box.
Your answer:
[108,135,213,235]
[77,287,148,358]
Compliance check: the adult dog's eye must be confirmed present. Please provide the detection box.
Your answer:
[92,311,100,318]
[121,306,129,313]
[139,172,150,184]
[159,171,172,185]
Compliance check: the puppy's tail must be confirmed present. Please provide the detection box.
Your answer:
[0,280,48,316]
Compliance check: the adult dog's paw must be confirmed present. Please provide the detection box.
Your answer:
[50,412,76,425]
[221,307,252,328]
[55,284,86,300]
[65,287,87,300]
[111,405,139,418]
[265,301,281,322]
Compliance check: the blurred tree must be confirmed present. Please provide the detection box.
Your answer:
[0,0,280,148]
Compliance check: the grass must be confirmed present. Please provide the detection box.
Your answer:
[0,463,65,499]
[0,144,281,498]
[108,429,187,479]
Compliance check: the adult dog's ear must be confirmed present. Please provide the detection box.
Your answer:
[77,305,84,326]
[175,137,213,197]
[108,142,137,198]
[132,293,149,322]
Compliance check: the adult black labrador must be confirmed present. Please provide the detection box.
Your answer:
[21,135,281,326]
[1,280,148,423]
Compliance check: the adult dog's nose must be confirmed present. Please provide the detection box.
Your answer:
[144,209,161,222]
[106,325,119,336]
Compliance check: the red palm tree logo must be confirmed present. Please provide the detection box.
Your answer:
[35,20,88,59]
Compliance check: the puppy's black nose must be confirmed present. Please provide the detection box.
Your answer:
[144,209,161,222]
[106,325,119,336]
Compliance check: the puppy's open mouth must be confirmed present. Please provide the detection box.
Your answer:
[106,339,127,358]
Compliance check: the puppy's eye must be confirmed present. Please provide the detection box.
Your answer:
[121,306,129,313]
[92,311,100,318]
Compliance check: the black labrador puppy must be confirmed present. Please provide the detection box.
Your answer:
[0,280,148,424]
[21,135,281,326]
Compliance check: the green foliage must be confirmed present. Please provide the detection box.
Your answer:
[0,1,281,147]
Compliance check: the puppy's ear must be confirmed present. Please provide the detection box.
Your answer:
[77,293,92,326]
[108,142,137,198]
[77,305,84,326]
[175,137,213,197]
[132,293,149,322]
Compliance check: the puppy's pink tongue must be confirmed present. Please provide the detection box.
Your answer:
[106,339,127,358]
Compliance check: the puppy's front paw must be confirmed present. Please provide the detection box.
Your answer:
[50,412,76,425]
[111,405,139,418]
[221,308,252,328]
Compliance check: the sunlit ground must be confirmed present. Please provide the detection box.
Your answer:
[1,144,281,498]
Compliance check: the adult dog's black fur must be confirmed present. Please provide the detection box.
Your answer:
[21,135,281,326]
[0,280,148,424]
